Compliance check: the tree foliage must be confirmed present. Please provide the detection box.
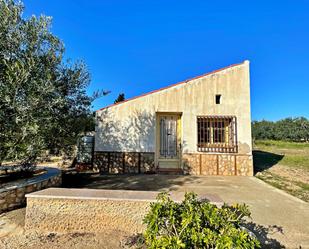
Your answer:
[114,93,125,104]
[0,0,95,165]
[143,192,260,249]
[252,117,309,142]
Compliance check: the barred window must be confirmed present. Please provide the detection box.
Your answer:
[197,116,237,153]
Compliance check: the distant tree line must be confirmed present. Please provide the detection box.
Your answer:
[252,117,309,142]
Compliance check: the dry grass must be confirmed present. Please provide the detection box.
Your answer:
[254,140,309,202]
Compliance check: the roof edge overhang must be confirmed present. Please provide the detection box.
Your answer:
[96,60,249,112]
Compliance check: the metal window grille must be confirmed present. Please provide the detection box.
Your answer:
[197,116,237,153]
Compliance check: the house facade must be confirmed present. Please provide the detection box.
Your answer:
[94,61,253,176]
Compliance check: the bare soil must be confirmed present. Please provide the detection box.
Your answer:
[256,164,309,202]
[254,140,309,202]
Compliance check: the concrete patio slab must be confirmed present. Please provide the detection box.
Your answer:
[63,174,309,248]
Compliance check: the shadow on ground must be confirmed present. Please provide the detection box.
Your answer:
[245,222,285,249]
[253,150,284,174]
[62,173,201,192]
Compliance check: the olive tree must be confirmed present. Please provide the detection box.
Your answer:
[0,0,96,165]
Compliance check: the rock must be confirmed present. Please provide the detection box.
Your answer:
[26,185,35,193]
[8,203,17,208]
[17,188,25,194]
[0,169,7,175]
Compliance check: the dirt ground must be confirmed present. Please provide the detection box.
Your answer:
[256,163,309,201]
[0,208,130,249]
[253,140,309,202]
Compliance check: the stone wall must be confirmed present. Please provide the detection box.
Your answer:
[236,155,254,176]
[182,153,253,176]
[94,151,253,176]
[94,152,155,174]
[0,167,62,213]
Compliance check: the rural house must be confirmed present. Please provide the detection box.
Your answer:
[94,61,253,176]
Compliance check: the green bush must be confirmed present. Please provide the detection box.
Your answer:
[143,192,260,249]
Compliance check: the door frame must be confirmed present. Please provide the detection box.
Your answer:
[155,112,182,169]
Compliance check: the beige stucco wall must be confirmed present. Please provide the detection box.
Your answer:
[95,61,252,156]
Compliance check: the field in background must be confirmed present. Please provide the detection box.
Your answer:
[253,140,309,202]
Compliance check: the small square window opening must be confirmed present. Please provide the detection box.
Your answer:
[215,94,221,104]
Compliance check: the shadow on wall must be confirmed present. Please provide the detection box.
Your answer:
[253,150,284,174]
[96,109,156,152]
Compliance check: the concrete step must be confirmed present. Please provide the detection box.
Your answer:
[156,168,184,175]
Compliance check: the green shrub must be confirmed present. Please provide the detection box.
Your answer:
[143,192,260,249]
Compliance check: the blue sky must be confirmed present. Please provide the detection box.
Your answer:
[23,0,309,121]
